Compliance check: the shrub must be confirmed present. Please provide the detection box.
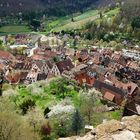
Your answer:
[41,122,51,136]
[19,98,35,114]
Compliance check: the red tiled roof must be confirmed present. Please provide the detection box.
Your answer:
[111,53,121,61]
[0,51,15,60]
[0,63,4,70]
[109,76,138,95]
[104,92,115,101]
[32,55,45,61]
[127,61,139,69]
[5,72,21,84]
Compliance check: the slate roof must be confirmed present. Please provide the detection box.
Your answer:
[37,73,48,81]
[56,59,74,73]
[14,62,32,71]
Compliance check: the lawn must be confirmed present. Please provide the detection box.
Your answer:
[0,25,31,33]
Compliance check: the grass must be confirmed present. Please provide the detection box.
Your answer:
[92,110,122,127]
[51,10,99,32]
[44,9,99,33]
[46,8,119,32]
[0,25,31,33]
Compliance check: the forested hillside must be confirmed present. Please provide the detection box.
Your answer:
[0,0,115,17]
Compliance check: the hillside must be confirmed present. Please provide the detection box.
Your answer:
[58,115,140,140]
[47,8,119,32]
[0,0,117,17]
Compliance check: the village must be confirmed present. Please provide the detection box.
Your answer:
[0,33,140,116]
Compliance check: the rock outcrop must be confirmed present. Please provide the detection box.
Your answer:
[58,115,140,140]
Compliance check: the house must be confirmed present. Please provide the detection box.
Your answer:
[51,64,60,76]
[111,52,127,66]
[77,49,89,62]
[109,75,139,97]
[126,61,139,70]
[0,51,15,61]
[74,68,97,86]
[62,70,75,80]
[32,55,45,61]
[15,34,29,45]
[91,65,110,81]
[0,63,4,71]
[0,36,6,44]
[26,60,52,83]
[71,64,88,73]
[101,49,112,57]
[90,52,101,65]
[124,100,140,116]
[51,59,74,76]
[5,70,21,84]
[26,69,39,83]
[93,80,127,105]
[14,62,32,72]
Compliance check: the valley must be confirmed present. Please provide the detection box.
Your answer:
[0,0,140,140]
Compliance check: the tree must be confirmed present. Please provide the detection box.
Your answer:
[48,99,75,137]
[131,17,140,30]
[0,99,39,140]
[19,98,35,114]
[30,19,41,31]
[99,11,103,19]
[79,90,100,124]
[120,0,140,21]
[25,107,45,131]
[71,109,84,135]
[44,107,51,118]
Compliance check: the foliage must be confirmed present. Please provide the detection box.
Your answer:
[71,109,84,135]
[120,0,140,21]
[0,98,39,140]
[41,122,51,136]
[25,107,45,131]
[131,17,140,29]
[79,90,101,124]
[48,99,75,137]
[44,107,51,118]
[44,77,79,99]
[48,99,75,118]
[0,112,39,140]
[30,19,41,31]
[19,98,35,114]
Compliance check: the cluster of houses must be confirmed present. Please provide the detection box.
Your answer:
[0,34,140,116]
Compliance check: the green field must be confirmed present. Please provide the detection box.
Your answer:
[0,25,31,33]
[47,9,99,32]
[46,8,119,32]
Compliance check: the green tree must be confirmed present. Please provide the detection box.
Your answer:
[71,109,84,135]
[0,98,39,140]
[131,17,140,30]
[19,98,35,114]
[79,90,101,124]
[30,19,41,31]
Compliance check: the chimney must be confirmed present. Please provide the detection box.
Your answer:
[128,86,132,92]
